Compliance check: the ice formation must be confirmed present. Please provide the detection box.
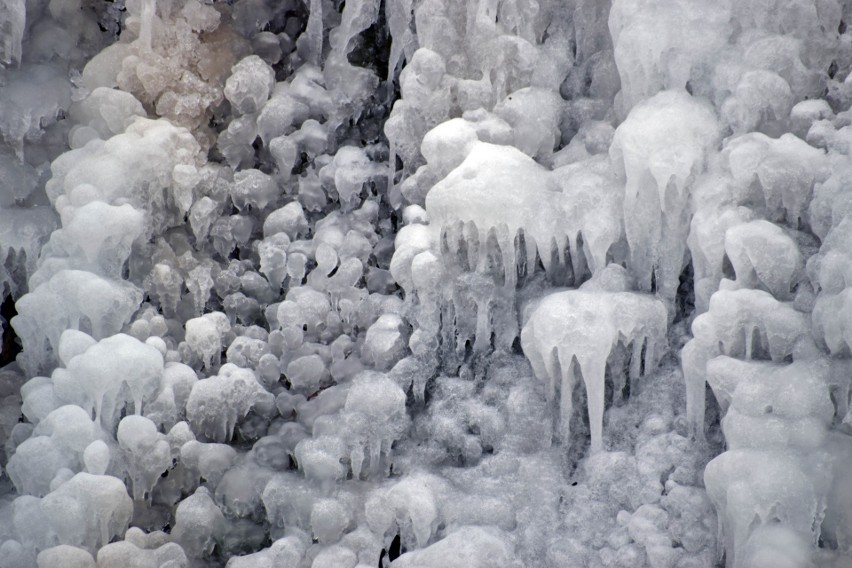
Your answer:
[2,0,852,567]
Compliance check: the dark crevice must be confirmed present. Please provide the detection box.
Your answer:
[1,295,21,367]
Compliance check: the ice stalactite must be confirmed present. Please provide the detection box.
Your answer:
[0,0,25,67]
[609,89,720,306]
[521,272,667,453]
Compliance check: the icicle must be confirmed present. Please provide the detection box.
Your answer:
[476,227,489,273]
[559,354,577,443]
[544,346,561,403]
[745,325,754,360]
[369,438,382,477]
[351,446,364,480]
[139,0,157,52]
[473,297,491,353]
[610,343,627,404]
[583,355,607,454]
[681,340,708,440]
[523,233,537,279]
[540,237,556,276]
[556,234,567,268]
[500,228,516,289]
[630,338,643,382]
[464,221,480,272]
[413,373,428,405]
[306,0,324,65]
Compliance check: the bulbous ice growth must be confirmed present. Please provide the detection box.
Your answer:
[682,289,816,437]
[12,472,134,554]
[390,525,517,568]
[609,0,733,111]
[339,372,409,479]
[610,90,720,304]
[413,138,626,359]
[704,449,829,568]
[61,333,165,430]
[723,220,803,300]
[12,272,144,374]
[808,218,852,356]
[426,141,623,291]
[116,415,171,501]
[185,363,274,443]
[12,115,202,374]
[365,474,441,550]
[521,284,667,453]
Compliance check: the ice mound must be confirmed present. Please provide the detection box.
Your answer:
[423,141,623,295]
[184,312,232,370]
[60,333,165,429]
[339,372,409,479]
[116,415,171,501]
[724,220,803,300]
[707,357,836,450]
[34,471,132,552]
[521,286,667,452]
[13,116,202,373]
[36,545,96,568]
[96,540,188,568]
[683,289,815,435]
[721,132,829,227]
[227,537,306,568]
[13,275,143,375]
[390,526,516,568]
[609,0,732,111]
[365,473,441,550]
[186,363,273,442]
[224,55,275,116]
[0,65,72,158]
[67,88,146,142]
[171,487,226,558]
[0,206,58,298]
[82,0,247,138]
[704,449,826,567]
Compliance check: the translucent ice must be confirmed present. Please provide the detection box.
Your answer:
[224,56,276,116]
